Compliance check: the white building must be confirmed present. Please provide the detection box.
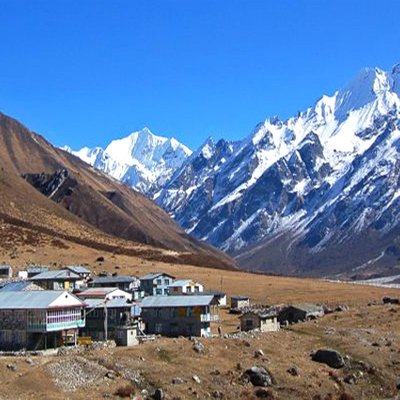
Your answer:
[168,279,204,295]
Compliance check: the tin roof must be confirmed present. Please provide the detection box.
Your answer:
[0,291,84,309]
[140,272,175,281]
[168,279,197,288]
[140,295,215,308]
[89,275,137,284]
[66,265,91,274]
[0,281,43,292]
[241,309,277,319]
[231,295,250,300]
[30,269,81,281]
[76,287,120,297]
[26,266,49,273]
[85,298,133,309]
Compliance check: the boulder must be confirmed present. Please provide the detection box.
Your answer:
[153,388,164,400]
[192,375,201,384]
[287,366,299,376]
[255,349,265,358]
[172,377,185,385]
[311,349,345,369]
[244,367,273,387]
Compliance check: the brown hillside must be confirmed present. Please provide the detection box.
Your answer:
[0,111,235,270]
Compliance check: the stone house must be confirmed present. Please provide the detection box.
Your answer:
[140,272,175,296]
[30,269,82,291]
[140,295,218,337]
[81,298,139,344]
[278,303,324,324]
[231,295,250,310]
[240,310,279,332]
[65,265,91,281]
[88,275,140,292]
[0,291,85,350]
[167,279,204,295]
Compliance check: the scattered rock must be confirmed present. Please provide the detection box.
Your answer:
[343,374,357,385]
[211,390,224,399]
[153,388,165,400]
[193,341,205,354]
[255,349,265,358]
[105,371,117,380]
[254,388,275,399]
[287,366,299,376]
[25,358,34,365]
[172,377,185,385]
[6,364,17,371]
[311,349,345,369]
[243,367,273,387]
[192,375,201,384]
[335,304,350,312]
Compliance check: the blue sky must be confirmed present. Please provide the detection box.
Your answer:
[1,0,399,150]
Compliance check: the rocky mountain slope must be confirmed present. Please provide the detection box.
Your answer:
[64,128,191,194]
[0,112,235,270]
[155,65,400,278]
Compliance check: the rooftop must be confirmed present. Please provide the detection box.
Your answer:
[84,298,134,309]
[231,295,250,300]
[0,291,84,309]
[168,279,199,288]
[140,295,215,308]
[66,265,91,274]
[292,303,324,313]
[89,275,137,284]
[140,272,175,281]
[30,269,81,281]
[76,287,120,297]
[0,281,43,292]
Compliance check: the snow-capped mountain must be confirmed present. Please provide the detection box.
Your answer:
[65,128,192,193]
[156,65,400,278]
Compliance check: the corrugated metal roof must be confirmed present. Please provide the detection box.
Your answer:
[66,265,91,274]
[77,287,118,296]
[140,272,175,281]
[26,266,49,273]
[168,279,193,288]
[85,298,133,309]
[0,281,41,292]
[90,275,136,284]
[0,291,83,309]
[231,295,250,300]
[30,269,80,281]
[292,303,324,313]
[140,295,214,308]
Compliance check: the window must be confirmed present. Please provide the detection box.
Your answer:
[156,279,162,285]
[156,288,162,295]
[164,279,170,285]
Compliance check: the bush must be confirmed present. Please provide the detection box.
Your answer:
[115,384,136,397]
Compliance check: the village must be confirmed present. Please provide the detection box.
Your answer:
[0,263,331,352]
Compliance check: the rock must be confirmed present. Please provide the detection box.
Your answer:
[105,371,117,380]
[244,367,273,387]
[344,374,357,385]
[211,390,224,399]
[255,349,265,358]
[396,381,400,390]
[311,349,345,369]
[254,388,275,399]
[335,304,349,312]
[172,377,185,385]
[25,358,34,365]
[6,364,17,371]
[242,340,251,347]
[193,342,205,354]
[153,388,165,400]
[236,362,243,371]
[287,366,299,376]
[192,375,201,384]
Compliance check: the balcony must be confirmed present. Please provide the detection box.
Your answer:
[200,313,219,322]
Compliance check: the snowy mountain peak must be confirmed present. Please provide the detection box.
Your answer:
[66,128,192,193]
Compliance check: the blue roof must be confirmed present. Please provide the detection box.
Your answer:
[0,281,39,292]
